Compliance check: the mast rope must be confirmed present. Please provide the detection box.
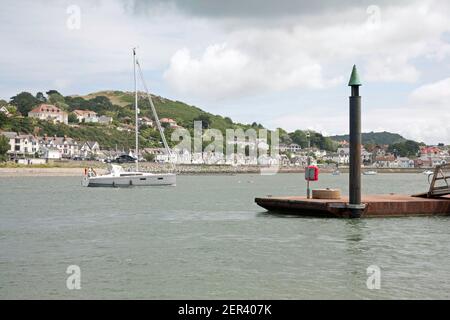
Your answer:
[135,58,176,172]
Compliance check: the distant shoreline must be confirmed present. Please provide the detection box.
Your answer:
[0,164,430,177]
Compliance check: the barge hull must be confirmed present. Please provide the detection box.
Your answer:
[255,194,450,218]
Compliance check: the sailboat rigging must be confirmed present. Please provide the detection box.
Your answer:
[82,48,176,187]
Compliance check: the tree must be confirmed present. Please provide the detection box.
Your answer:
[36,92,47,102]
[89,96,114,113]
[194,114,211,129]
[143,153,155,162]
[290,130,308,148]
[46,90,62,96]
[303,131,335,151]
[65,96,90,111]
[68,112,78,123]
[9,92,40,115]
[48,92,68,110]
[0,99,9,107]
[0,135,10,162]
[388,140,420,157]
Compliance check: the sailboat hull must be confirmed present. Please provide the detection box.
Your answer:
[83,173,176,187]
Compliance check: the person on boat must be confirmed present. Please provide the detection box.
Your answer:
[87,167,97,177]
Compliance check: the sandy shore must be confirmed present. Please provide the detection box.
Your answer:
[0,165,427,177]
[0,167,109,177]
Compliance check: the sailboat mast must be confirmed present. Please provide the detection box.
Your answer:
[133,48,139,172]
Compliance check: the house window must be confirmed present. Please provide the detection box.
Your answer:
[15,146,20,151]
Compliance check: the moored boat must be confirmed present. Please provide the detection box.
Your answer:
[82,164,175,187]
[332,169,340,175]
[82,48,176,187]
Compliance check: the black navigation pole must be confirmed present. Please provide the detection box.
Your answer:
[348,65,365,218]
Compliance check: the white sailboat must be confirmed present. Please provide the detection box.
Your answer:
[82,49,176,187]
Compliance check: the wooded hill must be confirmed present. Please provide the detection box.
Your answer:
[0,90,344,152]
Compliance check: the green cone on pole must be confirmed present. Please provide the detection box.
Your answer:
[348,65,362,86]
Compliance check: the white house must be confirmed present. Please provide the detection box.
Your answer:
[313,148,327,158]
[1,132,40,155]
[337,148,350,164]
[160,118,178,128]
[374,155,396,167]
[73,109,98,123]
[80,141,100,158]
[28,104,68,124]
[0,106,10,116]
[286,143,302,153]
[139,116,154,127]
[98,115,113,125]
[361,150,373,164]
[41,147,62,160]
[396,157,414,168]
[39,135,79,159]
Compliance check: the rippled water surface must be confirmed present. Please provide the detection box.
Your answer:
[1,173,449,299]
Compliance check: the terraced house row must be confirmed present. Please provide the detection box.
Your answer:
[0,131,100,160]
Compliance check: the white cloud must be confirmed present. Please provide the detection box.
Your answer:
[0,0,216,97]
[1,0,450,144]
[365,56,420,83]
[163,43,340,99]
[164,1,450,100]
[362,108,450,145]
[270,77,450,144]
[271,108,450,145]
[409,77,450,105]
[402,77,450,143]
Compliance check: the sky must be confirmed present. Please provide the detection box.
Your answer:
[0,0,449,144]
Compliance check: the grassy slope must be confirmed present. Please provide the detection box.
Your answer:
[81,91,251,132]
[4,91,410,151]
[329,131,407,145]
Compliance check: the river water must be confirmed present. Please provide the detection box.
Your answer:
[0,173,449,299]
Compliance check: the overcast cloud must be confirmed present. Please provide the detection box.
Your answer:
[0,0,449,143]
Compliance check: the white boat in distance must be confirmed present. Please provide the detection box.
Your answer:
[363,170,377,175]
[82,49,176,187]
[422,170,434,175]
[82,165,175,187]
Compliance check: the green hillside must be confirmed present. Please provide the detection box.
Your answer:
[1,89,342,152]
[79,90,253,132]
[329,131,407,145]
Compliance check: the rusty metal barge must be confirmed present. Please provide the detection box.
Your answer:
[255,194,450,218]
[255,66,450,218]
